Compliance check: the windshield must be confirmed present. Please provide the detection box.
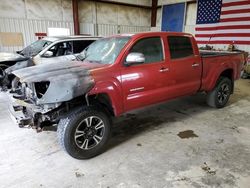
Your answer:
[79,37,131,64]
[20,39,52,57]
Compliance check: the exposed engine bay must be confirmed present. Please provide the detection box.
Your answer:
[10,61,96,131]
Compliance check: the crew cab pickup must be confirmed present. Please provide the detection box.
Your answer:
[10,32,245,159]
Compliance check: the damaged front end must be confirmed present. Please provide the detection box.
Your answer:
[9,61,95,131]
[9,81,62,131]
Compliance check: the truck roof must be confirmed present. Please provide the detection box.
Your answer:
[110,31,194,38]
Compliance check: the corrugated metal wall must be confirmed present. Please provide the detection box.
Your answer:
[0,18,74,52]
[96,24,150,36]
[184,2,196,35]
[0,18,150,52]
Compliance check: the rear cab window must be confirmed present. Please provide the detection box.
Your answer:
[167,36,194,59]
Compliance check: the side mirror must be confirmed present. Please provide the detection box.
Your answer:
[125,52,145,66]
[43,51,53,58]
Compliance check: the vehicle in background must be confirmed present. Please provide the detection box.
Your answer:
[0,53,28,88]
[0,36,100,90]
[10,32,245,159]
[241,58,250,79]
[225,44,249,79]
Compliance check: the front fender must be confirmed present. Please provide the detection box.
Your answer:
[88,79,123,116]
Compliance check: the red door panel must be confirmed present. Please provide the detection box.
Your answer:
[167,55,202,98]
[165,36,202,99]
[120,36,168,111]
[121,62,168,111]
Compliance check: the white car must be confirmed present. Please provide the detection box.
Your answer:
[31,36,100,65]
[1,36,100,89]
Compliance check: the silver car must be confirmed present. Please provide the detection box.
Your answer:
[1,36,100,89]
[31,36,100,65]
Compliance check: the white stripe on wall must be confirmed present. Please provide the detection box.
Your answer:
[196,21,250,28]
[220,13,250,19]
[195,29,250,34]
[196,37,250,41]
[222,5,250,11]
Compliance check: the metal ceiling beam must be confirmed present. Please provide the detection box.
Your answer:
[85,0,152,9]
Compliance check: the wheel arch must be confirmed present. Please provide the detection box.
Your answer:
[88,93,115,116]
[88,80,124,116]
[207,68,234,93]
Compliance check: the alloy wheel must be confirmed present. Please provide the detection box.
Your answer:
[217,83,230,104]
[74,116,105,150]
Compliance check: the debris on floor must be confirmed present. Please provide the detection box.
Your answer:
[177,130,199,139]
[230,126,240,133]
[216,139,224,144]
[75,169,84,178]
[201,162,216,175]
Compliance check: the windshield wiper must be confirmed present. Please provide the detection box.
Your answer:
[75,54,85,61]
[18,51,24,56]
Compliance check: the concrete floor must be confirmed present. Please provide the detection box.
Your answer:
[0,79,250,188]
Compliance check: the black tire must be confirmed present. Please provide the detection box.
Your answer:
[57,106,111,159]
[206,77,233,108]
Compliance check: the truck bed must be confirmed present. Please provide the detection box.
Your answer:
[200,50,244,92]
[200,50,242,57]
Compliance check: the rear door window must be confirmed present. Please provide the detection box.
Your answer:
[168,36,194,59]
[73,40,95,53]
[47,41,73,57]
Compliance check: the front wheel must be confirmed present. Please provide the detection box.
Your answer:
[57,106,111,159]
[206,77,233,108]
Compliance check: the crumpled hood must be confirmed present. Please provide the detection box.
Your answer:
[13,60,105,83]
[12,60,106,104]
[0,52,28,63]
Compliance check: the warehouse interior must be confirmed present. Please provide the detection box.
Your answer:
[0,0,250,187]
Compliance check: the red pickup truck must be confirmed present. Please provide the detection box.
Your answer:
[10,32,245,159]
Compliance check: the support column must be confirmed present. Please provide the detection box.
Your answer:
[72,0,80,35]
[151,0,158,27]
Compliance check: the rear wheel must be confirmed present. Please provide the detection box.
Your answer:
[206,77,233,108]
[241,71,248,79]
[57,106,111,159]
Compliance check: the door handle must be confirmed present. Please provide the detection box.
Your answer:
[192,63,199,67]
[159,67,169,72]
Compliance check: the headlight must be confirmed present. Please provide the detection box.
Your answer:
[34,81,50,99]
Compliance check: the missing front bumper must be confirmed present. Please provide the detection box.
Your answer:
[9,103,33,128]
[9,96,61,131]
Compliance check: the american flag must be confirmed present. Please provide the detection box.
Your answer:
[195,0,250,45]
